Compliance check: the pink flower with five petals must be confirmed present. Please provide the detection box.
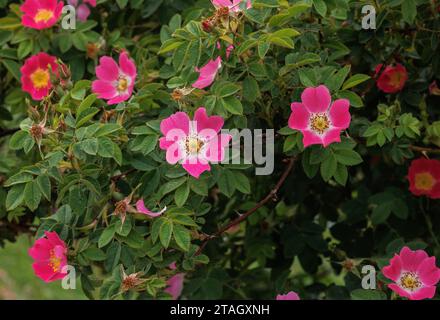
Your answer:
[20,0,64,30]
[288,85,351,148]
[382,246,440,300]
[159,107,231,179]
[28,231,68,283]
[92,51,137,105]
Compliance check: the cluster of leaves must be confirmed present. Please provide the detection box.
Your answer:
[0,0,440,300]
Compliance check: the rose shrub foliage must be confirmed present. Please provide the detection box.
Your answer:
[1,0,440,300]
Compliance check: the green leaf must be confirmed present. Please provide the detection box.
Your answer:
[159,219,173,248]
[36,174,51,201]
[242,76,260,102]
[351,289,386,300]
[24,180,42,211]
[234,172,251,194]
[9,131,29,150]
[98,226,116,248]
[173,224,191,251]
[82,246,106,261]
[320,153,337,182]
[325,65,351,91]
[402,0,417,24]
[162,177,187,196]
[4,172,33,187]
[334,149,363,166]
[217,169,236,197]
[221,96,243,115]
[77,94,97,117]
[1,59,20,80]
[313,0,327,17]
[216,82,240,98]
[342,74,371,90]
[6,184,25,211]
[174,182,190,207]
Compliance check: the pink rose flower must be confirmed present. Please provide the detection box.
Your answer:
[28,231,68,283]
[192,57,222,89]
[382,246,440,300]
[159,107,231,179]
[21,52,59,101]
[288,85,351,148]
[20,0,64,30]
[211,0,252,12]
[375,63,408,94]
[135,199,167,218]
[276,291,300,300]
[92,51,137,105]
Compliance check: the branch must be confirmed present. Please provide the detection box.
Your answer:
[409,145,440,154]
[0,128,19,138]
[196,156,296,255]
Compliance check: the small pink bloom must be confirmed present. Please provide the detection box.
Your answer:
[135,199,167,218]
[375,63,408,93]
[159,107,231,179]
[382,246,440,300]
[21,52,59,101]
[276,291,300,300]
[28,231,68,283]
[192,57,222,89]
[226,45,234,59]
[165,273,185,300]
[211,0,252,12]
[288,85,351,148]
[92,51,137,105]
[407,158,440,199]
[20,0,63,30]
[67,0,97,22]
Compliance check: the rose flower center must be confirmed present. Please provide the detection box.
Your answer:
[30,68,50,89]
[389,72,403,88]
[415,172,435,191]
[35,9,54,23]
[185,136,204,155]
[49,249,62,272]
[399,272,421,292]
[310,113,330,134]
[117,76,128,92]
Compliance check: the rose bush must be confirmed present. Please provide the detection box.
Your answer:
[0,0,440,300]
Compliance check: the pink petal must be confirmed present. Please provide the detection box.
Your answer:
[288,102,309,130]
[382,255,403,282]
[182,159,211,179]
[329,99,351,129]
[95,56,119,81]
[388,283,412,300]
[417,257,440,286]
[204,133,231,162]
[409,286,437,300]
[192,57,222,89]
[119,52,137,78]
[301,129,323,148]
[135,199,165,218]
[321,127,342,148]
[400,247,428,272]
[92,80,117,99]
[301,85,331,113]
[211,0,233,8]
[160,112,190,136]
[166,143,184,164]
[276,291,300,300]
[159,137,175,150]
[45,231,66,248]
[194,107,224,135]
[165,273,185,300]
[108,92,131,105]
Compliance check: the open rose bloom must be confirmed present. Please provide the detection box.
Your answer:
[382,247,440,300]
[21,52,59,101]
[192,57,222,89]
[408,158,440,199]
[92,51,137,105]
[375,63,408,93]
[288,85,351,148]
[28,231,68,282]
[211,0,252,12]
[276,291,300,300]
[20,0,63,30]
[159,107,231,179]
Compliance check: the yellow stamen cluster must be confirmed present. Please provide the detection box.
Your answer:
[400,272,421,291]
[117,77,128,92]
[30,68,50,89]
[415,172,435,191]
[185,137,204,155]
[49,249,62,272]
[310,113,330,135]
[34,9,54,23]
